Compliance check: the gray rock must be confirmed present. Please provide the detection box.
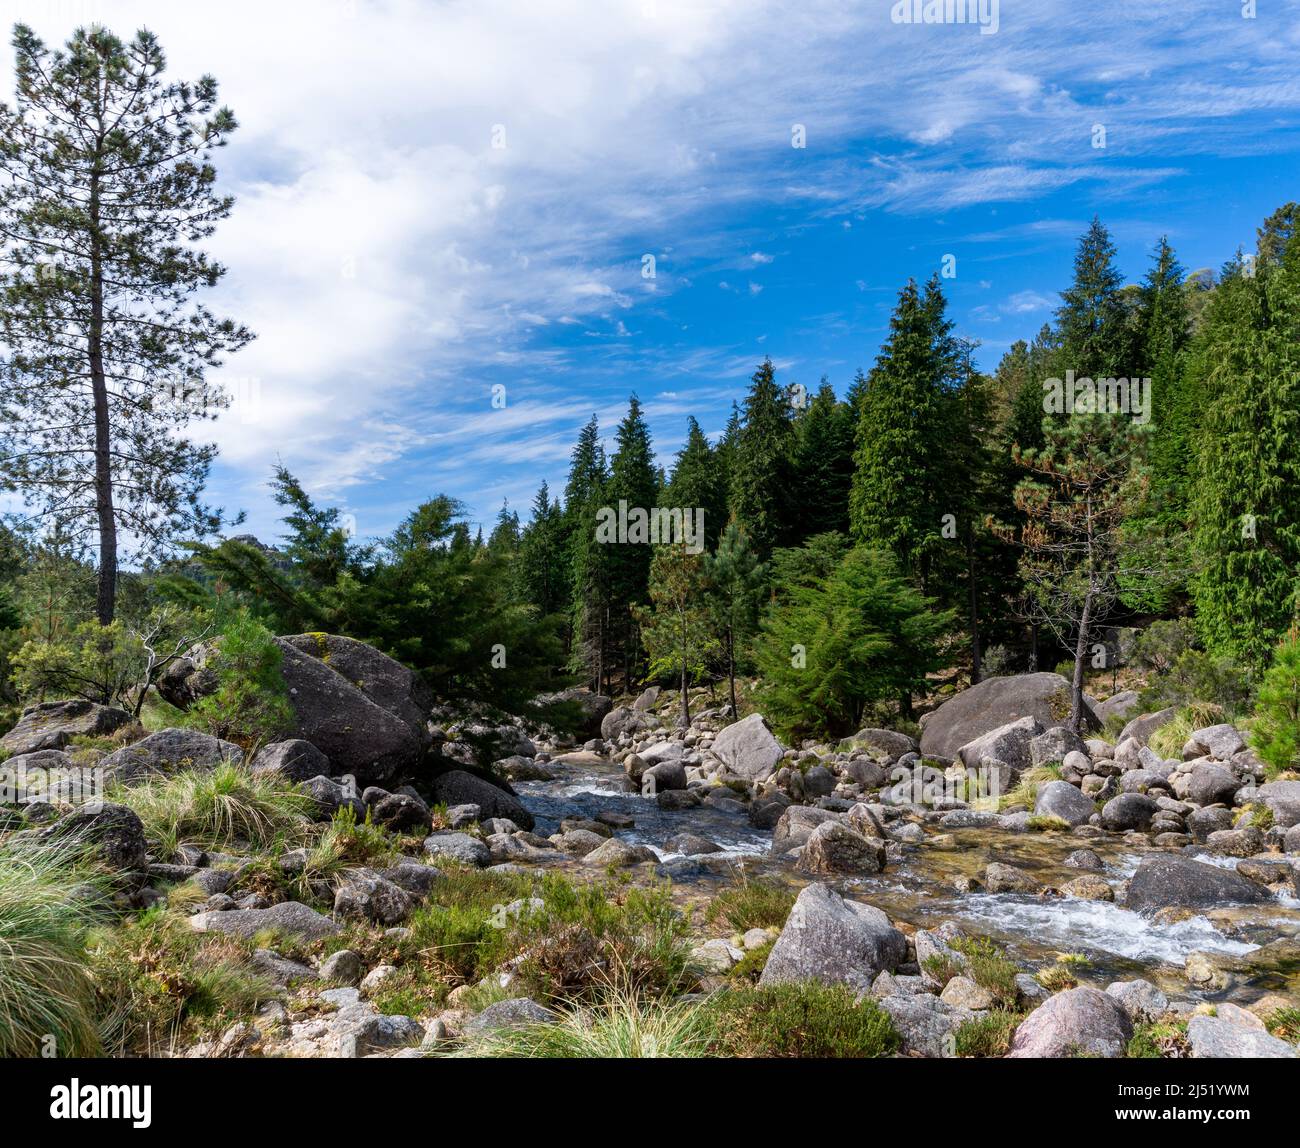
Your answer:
[1125,855,1272,913]
[769,805,840,858]
[1095,690,1140,726]
[878,993,969,1057]
[190,901,341,941]
[319,949,364,984]
[464,997,558,1038]
[422,831,490,867]
[759,883,906,991]
[1064,848,1103,870]
[581,838,656,867]
[798,820,886,875]
[370,791,431,832]
[840,727,917,764]
[537,687,613,736]
[1187,805,1235,842]
[1034,780,1096,827]
[101,728,242,784]
[40,802,148,876]
[251,739,331,782]
[1006,987,1133,1058]
[1185,764,1242,807]
[983,862,1040,894]
[1187,1014,1297,1058]
[0,699,132,755]
[1100,792,1158,830]
[1105,979,1168,1022]
[957,715,1043,775]
[334,876,414,924]
[920,673,1088,761]
[642,759,687,793]
[600,705,645,741]
[378,861,443,897]
[1118,708,1176,747]
[1184,724,1246,762]
[252,949,319,985]
[802,764,836,798]
[1031,726,1088,767]
[1257,780,1300,828]
[429,770,533,831]
[302,775,366,821]
[664,832,723,855]
[446,803,481,829]
[710,713,784,782]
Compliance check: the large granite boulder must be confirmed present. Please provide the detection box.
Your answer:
[920,673,1096,761]
[40,802,148,877]
[709,713,784,782]
[1006,987,1132,1058]
[100,728,243,784]
[1034,780,1096,827]
[759,883,906,992]
[1,700,133,755]
[160,633,431,786]
[1256,780,1300,828]
[1118,708,1176,747]
[534,688,613,736]
[427,770,533,830]
[840,728,918,764]
[1125,855,1273,913]
[189,901,341,941]
[251,739,331,782]
[957,715,1043,775]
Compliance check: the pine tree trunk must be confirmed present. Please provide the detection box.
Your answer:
[679,604,690,729]
[727,626,738,718]
[1069,587,1095,734]
[89,175,117,625]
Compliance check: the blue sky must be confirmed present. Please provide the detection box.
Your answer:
[7,0,1300,546]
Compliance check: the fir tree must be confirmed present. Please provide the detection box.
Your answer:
[790,381,855,541]
[729,359,794,556]
[665,416,726,549]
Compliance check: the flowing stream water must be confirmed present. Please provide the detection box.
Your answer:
[517,751,1300,1003]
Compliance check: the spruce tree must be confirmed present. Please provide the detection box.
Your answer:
[0,25,252,623]
[605,395,657,685]
[1191,231,1300,669]
[564,416,611,691]
[703,522,765,717]
[729,359,794,556]
[1054,216,1127,379]
[665,416,726,549]
[790,381,854,542]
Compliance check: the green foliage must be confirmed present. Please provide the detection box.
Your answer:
[187,612,294,746]
[703,983,900,1058]
[1264,1006,1300,1042]
[790,381,855,542]
[756,543,953,739]
[1251,631,1300,777]
[1137,647,1252,717]
[1127,1020,1190,1058]
[948,935,1021,1008]
[1191,230,1300,670]
[665,417,727,549]
[702,523,766,714]
[90,906,277,1056]
[635,543,716,722]
[9,619,145,706]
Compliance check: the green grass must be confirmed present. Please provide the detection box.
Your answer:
[111,762,316,857]
[1002,764,1061,811]
[1264,1007,1300,1042]
[949,935,1021,1008]
[704,876,795,933]
[455,990,715,1058]
[0,834,105,1057]
[728,939,774,983]
[1127,1020,1190,1058]
[702,983,900,1058]
[955,1009,1024,1057]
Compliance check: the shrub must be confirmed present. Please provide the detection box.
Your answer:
[0,835,104,1057]
[955,1009,1023,1057]
[703,983,900,1058]
[1131,619,1196,676]
[1127,1020,1190,1058]
[705,876,795,933]
[1138,648,1252,718]
[728,939,774,983]
[10,619,145,707]
[112,762,315,858]
[1251,632,1300,778]
[90,907,278,1055]
[187,612,294,746]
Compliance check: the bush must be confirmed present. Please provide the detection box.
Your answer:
[187,612,294,747]
[90,906,278,1055]
[10,619,145,708]
[703,982,900,1058]
[112,762,315,858]
[1251,632,1300,778]
[1132,619,1196,675]
[949,935,1020,1008]
[0,834,105,1056]
[1137,648,1252,718]
[1127,1020,1189,1058]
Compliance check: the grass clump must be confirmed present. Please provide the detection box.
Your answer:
[949,935,1020,1008]
[1025,814,1070,832]
[954,1009,1024,1057]
[112,761,315,858]
[1037,952,1089,992]
[1127,1020,1190,1058]
[728,939,774,983]
[457,990,714,1058]
[705,875,795,933]
[1002,764,1061,811]
[1264,1006,1300,1042]
[0,835,104,1057]
[703,983,900,1058]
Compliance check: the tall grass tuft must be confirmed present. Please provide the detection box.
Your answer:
[111,761,315,857]
[0,834,105,1057]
